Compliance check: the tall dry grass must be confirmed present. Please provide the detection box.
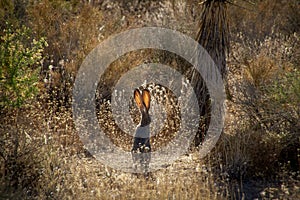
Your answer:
[1,0,299,199]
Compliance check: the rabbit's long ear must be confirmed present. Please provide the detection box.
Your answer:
[142,89,151,111]
[134,89,143,109]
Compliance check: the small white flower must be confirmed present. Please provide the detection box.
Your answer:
[99,25,105,31]
[59,59,64,66]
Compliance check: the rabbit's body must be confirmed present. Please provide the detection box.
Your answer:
[132,125,151,153]
[132,129,151,173]
[134,125,150,138]
[131,89,151,173]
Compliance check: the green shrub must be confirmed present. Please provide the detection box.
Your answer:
[0,24,47,195]
[0,24,47,109]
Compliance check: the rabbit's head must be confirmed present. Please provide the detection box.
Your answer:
[134,89,151,127]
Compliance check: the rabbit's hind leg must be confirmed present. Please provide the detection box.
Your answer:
[140,144,151,174]
[131,149,141,172]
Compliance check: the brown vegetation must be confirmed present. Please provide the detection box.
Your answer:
[0,0,299,199]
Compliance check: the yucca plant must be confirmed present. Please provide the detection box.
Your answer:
[182,0,230,145]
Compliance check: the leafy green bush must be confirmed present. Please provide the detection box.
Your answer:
[0,25,47,109]
[0,24,47,195]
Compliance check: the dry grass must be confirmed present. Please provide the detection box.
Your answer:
[1,0,299,199]
[34,151,224,199]
[0,101,226,199]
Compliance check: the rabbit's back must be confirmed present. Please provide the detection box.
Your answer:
[132,125,151,152]
[135,125,150,138]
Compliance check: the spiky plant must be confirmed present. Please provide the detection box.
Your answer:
[196,0,229,76]
[183,0,230,145]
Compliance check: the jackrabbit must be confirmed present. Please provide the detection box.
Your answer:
[131,88,151,174]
